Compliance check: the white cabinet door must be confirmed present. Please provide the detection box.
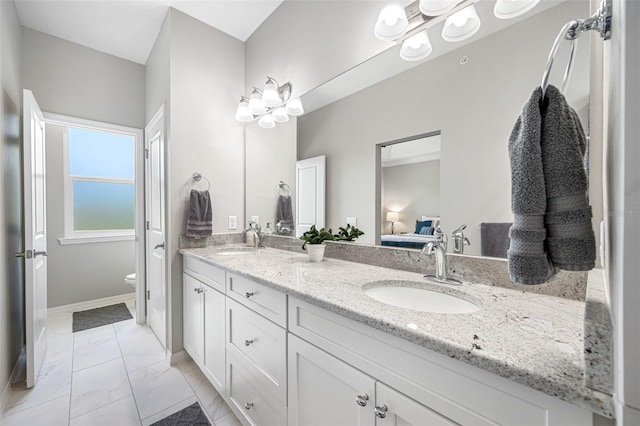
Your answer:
[203,285,226,392]
[374,382,457,426]
[183,273,204,364]
[288,334,375,426]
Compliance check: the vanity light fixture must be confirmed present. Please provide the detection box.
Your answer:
[235,77,301,128]
[441,5,481,42]
[494,0,541,19]
[374,0,539,62]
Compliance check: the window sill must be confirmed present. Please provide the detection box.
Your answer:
[58,234,135,245]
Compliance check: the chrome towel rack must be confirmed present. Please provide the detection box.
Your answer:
[541,0,611,99]
[277,180,291,196]
[189,171,211,191]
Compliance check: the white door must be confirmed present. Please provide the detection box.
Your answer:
[288,334,375,426]
[203,285,226,392]
[182,274,203,364]
[22,89,48,388]
[374,382,456,426]
[296,155,326,236]
[145,106,166,347]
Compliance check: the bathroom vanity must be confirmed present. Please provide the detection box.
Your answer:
[180,245,611,425]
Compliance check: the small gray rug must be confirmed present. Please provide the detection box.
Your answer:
[72,303,133,332]
[151,402,210,426]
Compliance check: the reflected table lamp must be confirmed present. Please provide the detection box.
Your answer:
[386,212,400,234]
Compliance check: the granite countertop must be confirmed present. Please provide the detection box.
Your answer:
[180,245,613,417]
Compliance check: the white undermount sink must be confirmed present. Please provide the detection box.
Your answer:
[364,282,480,314]
[216,247,257,255]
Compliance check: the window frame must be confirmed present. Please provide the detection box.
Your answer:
[45,114,142,245]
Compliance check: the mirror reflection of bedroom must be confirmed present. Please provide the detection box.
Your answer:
[380,132,441,250]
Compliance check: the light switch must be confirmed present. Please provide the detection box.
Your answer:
[228,216,237,230]
[346,217,357,227]
[251,215,260,225]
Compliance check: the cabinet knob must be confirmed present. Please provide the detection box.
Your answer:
[244,402,253,410]
[245,291,255,298]
[355,394,369,407]
[374,404,388,419]
[245,339,254,347]
[194,287,204,294]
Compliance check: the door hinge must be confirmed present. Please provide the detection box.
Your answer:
[147,290,150,300]
[146,221,150,230]
[144,148,149,159]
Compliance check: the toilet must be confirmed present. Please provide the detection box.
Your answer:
[124,273,136,289]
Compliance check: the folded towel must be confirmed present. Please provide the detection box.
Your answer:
[186,190,212,238]
[508,87,555,284]
[276,195,294,234]
[541,85,595,270]
[480,223,512,259]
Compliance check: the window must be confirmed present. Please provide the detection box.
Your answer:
[58,119,140,244]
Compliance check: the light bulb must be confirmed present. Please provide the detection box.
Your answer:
[419,0,460,17]
[284,98,304,116]
[399,30,432,62]
[261,78,281,107]
[494,0,541,19]
[272,107,289,123]
[258,114,275,129]
[374,3,409,41]
[234,97,253,123]
[452,14,468,27]
[248,88,266,115]
[442,5,481,42]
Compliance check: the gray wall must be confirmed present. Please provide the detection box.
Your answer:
[382,161,440,235]
[0,0,24,391]
[22,28,145,307]
[246,118,297,230]
[297,1,591,252]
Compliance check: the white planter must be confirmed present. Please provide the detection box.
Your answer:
[306,244,326,262]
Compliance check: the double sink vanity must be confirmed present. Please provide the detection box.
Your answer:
[180,238,612,425]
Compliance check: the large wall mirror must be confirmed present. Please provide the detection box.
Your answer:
[246,0,596,257]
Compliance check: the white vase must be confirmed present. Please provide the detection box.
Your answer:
[306,244,326,262]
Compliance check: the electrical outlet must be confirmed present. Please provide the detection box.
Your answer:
[251,215,260,225]
[346,217,357,226]
[228,216,237,230]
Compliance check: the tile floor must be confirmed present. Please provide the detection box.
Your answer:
[1,301,241,426]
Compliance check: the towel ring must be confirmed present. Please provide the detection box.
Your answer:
[277,180,291,196]
[189,172,211,191]
[541,20,580,99]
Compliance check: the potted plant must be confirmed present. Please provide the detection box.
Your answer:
[334,224,365,242]
[300,225,335,262]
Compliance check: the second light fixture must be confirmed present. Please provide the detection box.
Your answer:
[235,77,304,128]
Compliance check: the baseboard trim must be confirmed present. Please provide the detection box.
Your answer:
[1,347,26,415]
[48,293,135,315]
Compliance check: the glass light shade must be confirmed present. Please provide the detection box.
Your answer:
[386,211,400,222]
[494,0,541,19]
[235,99,253,123]
[374,3,409,41]
[272,107,289,123]
[261,79,281,107]
[399,30,433,62]
[442,5,481,42]
[248,89,266,115]
[419,0,460,16]
[258,114,275,129]
[284,97,304,116]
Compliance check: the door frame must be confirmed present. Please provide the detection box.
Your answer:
[144,105,168,346]
[295,155,326,237]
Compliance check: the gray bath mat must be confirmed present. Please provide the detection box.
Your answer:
[72,303,133,332]
[151,402,210,426]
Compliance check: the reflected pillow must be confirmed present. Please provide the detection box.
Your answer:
[418,226,433,235]
[415,220,433,234]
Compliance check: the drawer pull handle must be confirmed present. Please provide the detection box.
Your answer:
[244,402,253,410]
[374,404,388,419]
[355,394,369,407]
[245,291,255,298]
[194,287,204,294]
[245,339,254,346]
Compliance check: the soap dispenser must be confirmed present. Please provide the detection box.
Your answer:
[245,222,255,247]
[264,222,273,235]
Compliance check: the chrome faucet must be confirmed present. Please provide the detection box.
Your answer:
[421,227,461,285]
[451,224,470,254]
[242,221,262,249]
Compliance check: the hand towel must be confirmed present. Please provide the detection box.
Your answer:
[507,87,556,284]
[186,190,212,238]
[276,195,294,232]
[541,85,595,270]
[480,223,512,259]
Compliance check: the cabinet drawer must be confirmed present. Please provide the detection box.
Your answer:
[226,273,287,327]
[227,299,287,404]
[227,350,286,426]
[184,256,225,293]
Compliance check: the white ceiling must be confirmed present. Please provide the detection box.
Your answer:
[13,0,283,65]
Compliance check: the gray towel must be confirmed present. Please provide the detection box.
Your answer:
[508,87,555,284]
[186,190,212,238]
[276,195,294,231]
[480,223,511,259]
[542,86,595,270]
